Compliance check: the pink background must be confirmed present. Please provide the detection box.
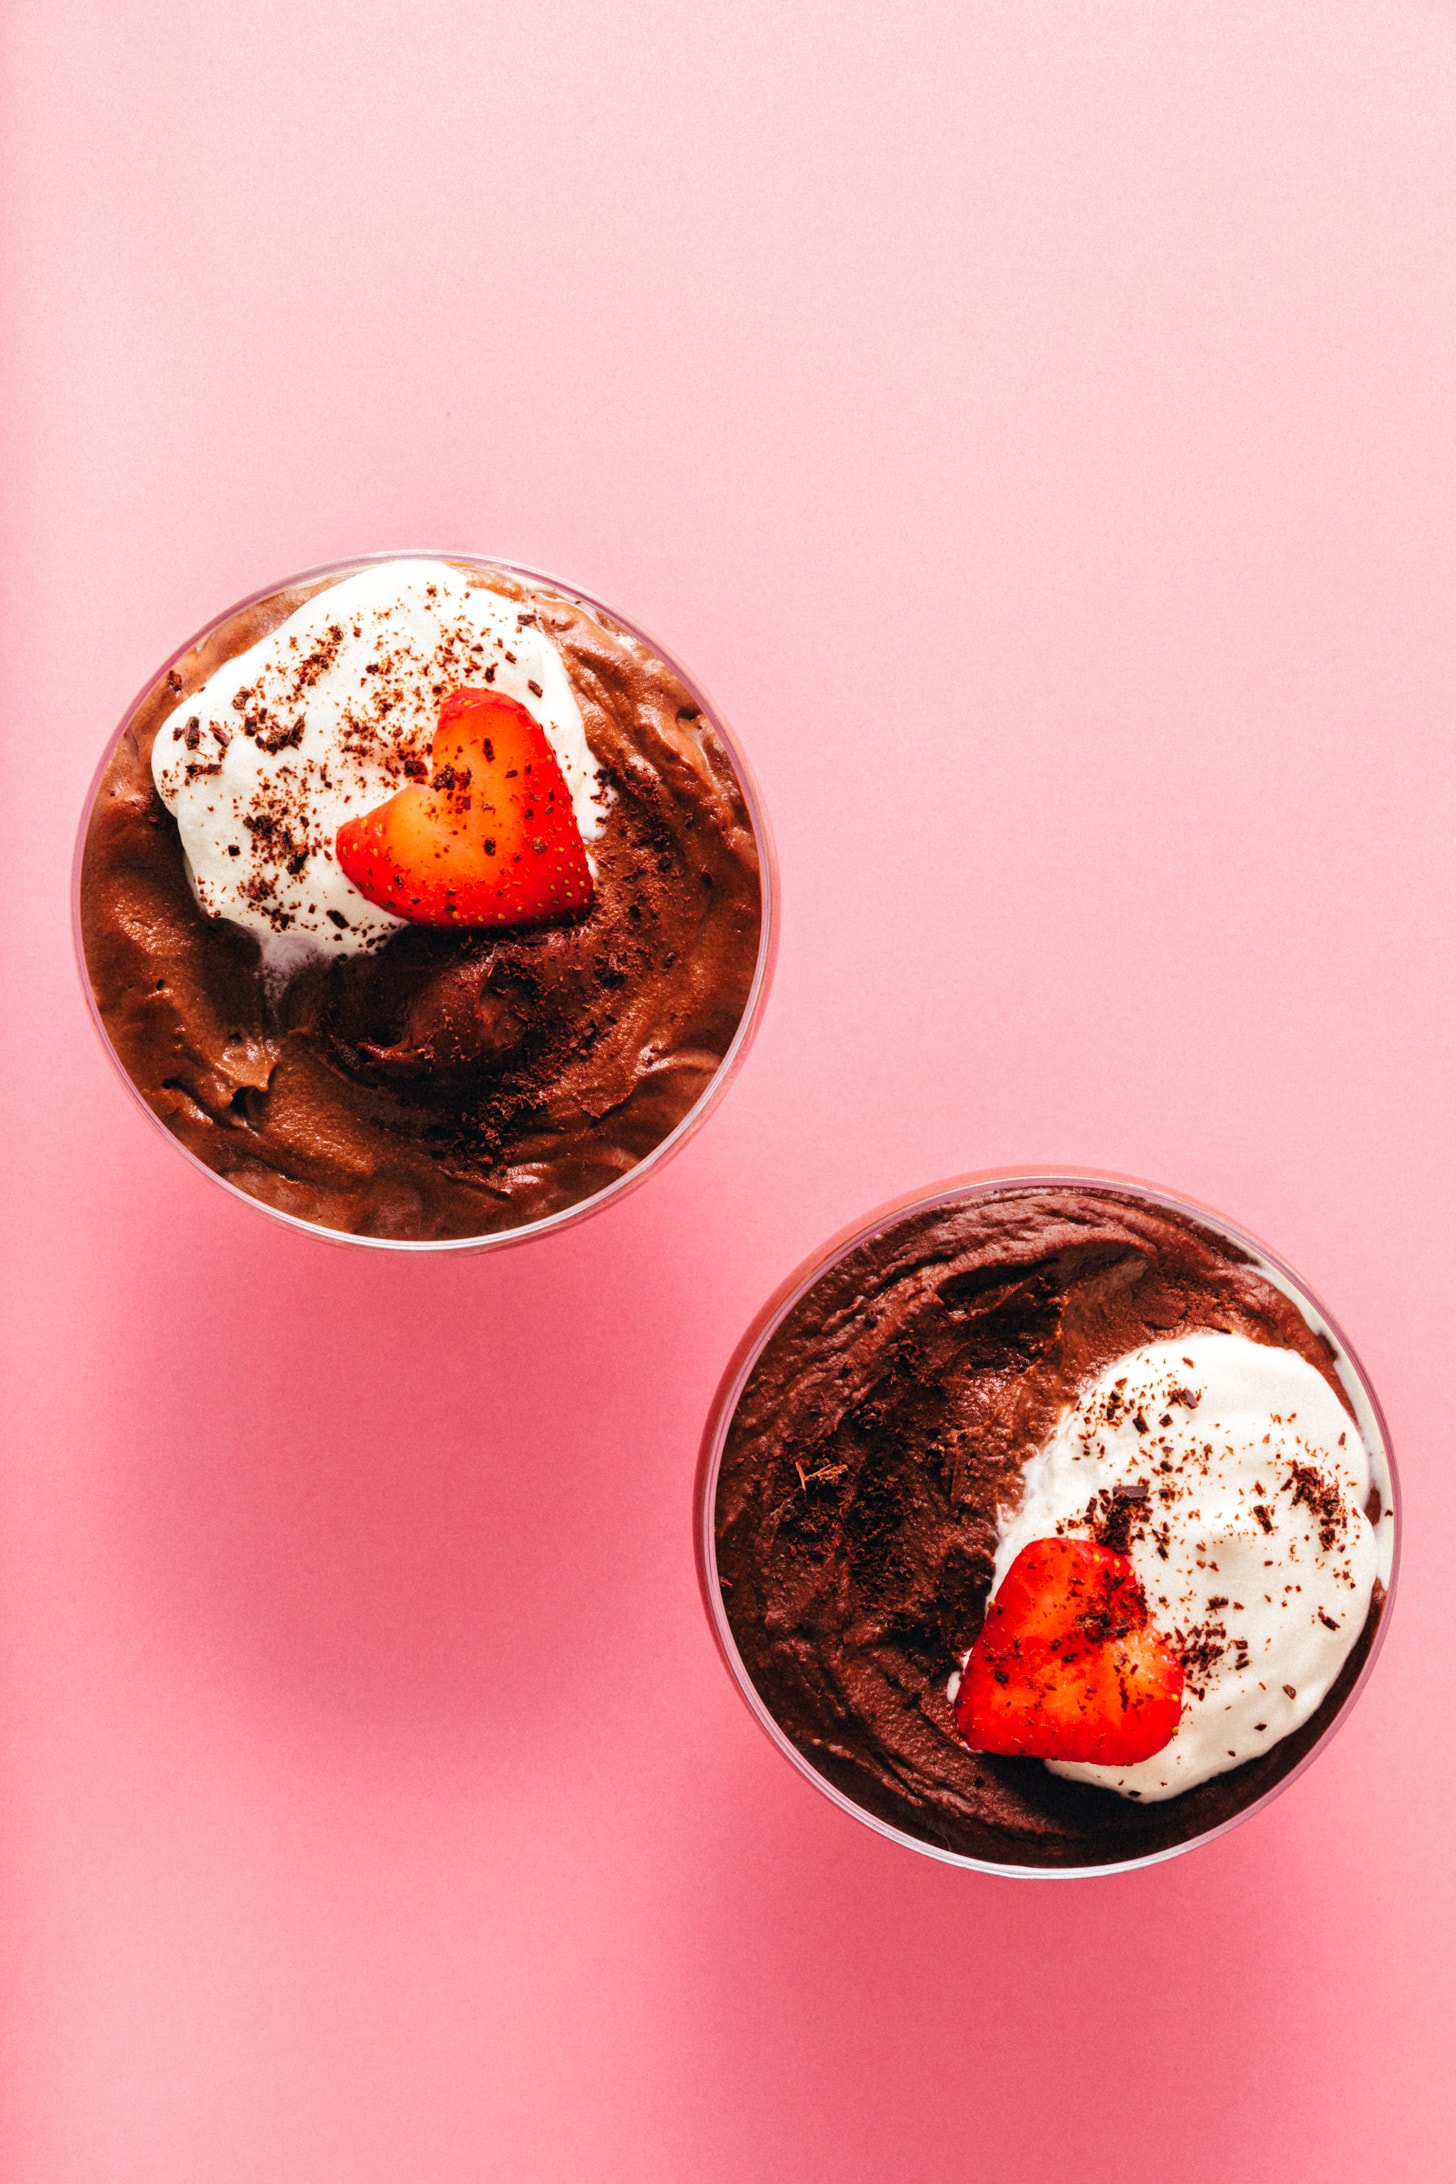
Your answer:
[3,3,1454,2176]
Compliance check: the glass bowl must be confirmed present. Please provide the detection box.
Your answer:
[74,550,777,1252]
[696,1169,1399,1877]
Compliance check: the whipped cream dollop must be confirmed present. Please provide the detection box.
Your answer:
[152,559,605,959]
[986,1332,1383,1801]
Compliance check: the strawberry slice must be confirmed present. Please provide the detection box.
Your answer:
[336,688,593,929]
[955,1537,1184,1766]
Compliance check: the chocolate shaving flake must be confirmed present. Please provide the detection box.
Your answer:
[244,706,306,754]
[1286,1461,1346,1553]
[1085,1482,1150,1557]
[794,1460,848,1494]
[1174,1625,1227,1699]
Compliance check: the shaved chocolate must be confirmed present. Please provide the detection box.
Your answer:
[1287,1461,1348,1555]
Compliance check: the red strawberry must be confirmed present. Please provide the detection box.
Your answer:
[336,688,593,929]
[955,1537,1184,1767]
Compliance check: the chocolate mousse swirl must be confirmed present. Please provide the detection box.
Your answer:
[80,566,764,1240]
[714,1186,1384,1869]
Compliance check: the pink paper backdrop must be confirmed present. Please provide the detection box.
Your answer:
[3,3,1454,2177]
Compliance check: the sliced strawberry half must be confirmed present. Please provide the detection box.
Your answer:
[955,1537,1184,1767]
[336,687,593,929]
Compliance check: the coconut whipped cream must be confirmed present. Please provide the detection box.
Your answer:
[986,1332,1382,1801]
[152,559,605,959]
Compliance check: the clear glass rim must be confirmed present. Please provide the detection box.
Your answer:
[72,548,780,1253]
[695,1166,1401,1880]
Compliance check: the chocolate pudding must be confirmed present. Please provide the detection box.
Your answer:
[709,1181,1395,1870]
[79,557,767,1243]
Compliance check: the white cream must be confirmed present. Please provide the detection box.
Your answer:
[152,559,605,958]
[988,1332,1386,1801]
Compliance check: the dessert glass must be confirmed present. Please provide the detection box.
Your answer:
[74,550,777,1252]
[696,1169,1399,1877]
